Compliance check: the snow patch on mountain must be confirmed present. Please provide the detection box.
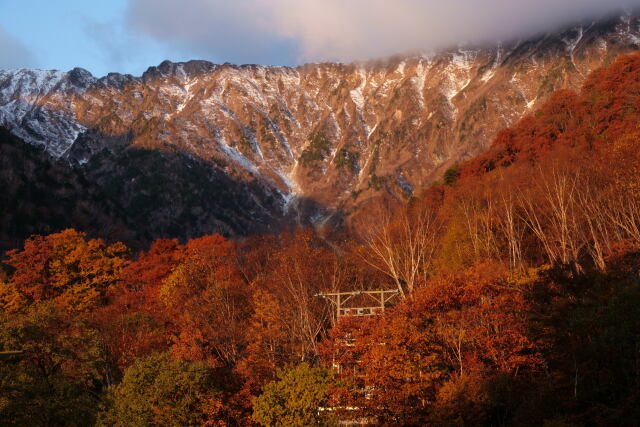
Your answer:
[411,62,428,109]
[350,69,367,111]
[0,15,638,230]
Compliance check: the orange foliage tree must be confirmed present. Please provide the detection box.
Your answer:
[91,239,186,376]
[237,230,337,390]
[159,234,250,367]
[1,229,129,313]
[321,263,542,425]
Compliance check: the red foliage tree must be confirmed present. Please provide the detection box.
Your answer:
[2,229,129,313]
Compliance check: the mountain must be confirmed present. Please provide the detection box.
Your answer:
[0,125,286,250]
[0,126,133,250]
[1,13,640,246]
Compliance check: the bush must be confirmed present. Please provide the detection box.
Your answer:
[443,164,460,186]
[253,363,336,427]
[299,134,331,166]
[97,353,222,427]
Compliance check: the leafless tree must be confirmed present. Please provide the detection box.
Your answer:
[496,188,526,272]
[575,179,614,271]
[360,203,440,298]
[607,190,640,246]
[519,166,585,271]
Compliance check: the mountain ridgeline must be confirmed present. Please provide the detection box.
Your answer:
[1,13,640,247]
[2,50,640,424]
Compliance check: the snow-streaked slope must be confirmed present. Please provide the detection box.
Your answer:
[1,14,639,229]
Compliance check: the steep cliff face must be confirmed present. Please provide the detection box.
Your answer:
[1,14,639,239]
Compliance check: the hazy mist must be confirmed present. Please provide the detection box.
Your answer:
[127,0,640,64]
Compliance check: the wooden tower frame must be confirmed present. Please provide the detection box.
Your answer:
[315,289,400,321]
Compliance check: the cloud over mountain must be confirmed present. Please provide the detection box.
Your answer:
[127,0,640,64]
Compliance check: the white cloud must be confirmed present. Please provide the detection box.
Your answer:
[0,25,37,70]
[127,0,640,64]
[126,0,296,64]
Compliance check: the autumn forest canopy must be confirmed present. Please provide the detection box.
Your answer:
[2,53,640,426]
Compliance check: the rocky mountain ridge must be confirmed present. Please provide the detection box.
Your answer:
[1,13,640,240]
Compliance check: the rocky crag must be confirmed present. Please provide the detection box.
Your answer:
[1,13,639,246]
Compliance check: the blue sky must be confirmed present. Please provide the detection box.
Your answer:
[0,0,203,76]
[0,0,300,76]
[1,0,639,77]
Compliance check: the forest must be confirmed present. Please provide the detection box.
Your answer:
[1,53,640,426]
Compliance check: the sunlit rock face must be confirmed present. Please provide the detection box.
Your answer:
[1,14,639,235]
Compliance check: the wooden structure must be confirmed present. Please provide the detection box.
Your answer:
[315,289,400,321]
[316,290,400,425]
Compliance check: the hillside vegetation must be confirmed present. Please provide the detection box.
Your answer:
[1,53,640,426]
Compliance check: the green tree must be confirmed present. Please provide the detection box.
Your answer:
[443,164,460,186]
[253,363,336,427]
[0,303,107,426]
[97,353,222,427]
